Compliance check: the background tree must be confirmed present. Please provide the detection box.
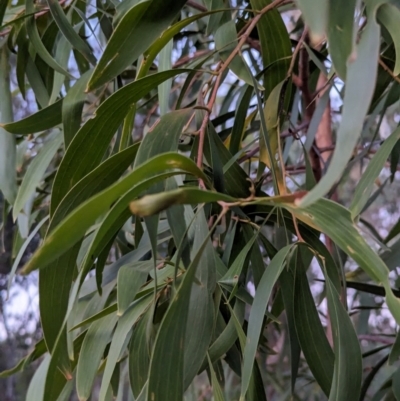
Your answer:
[1,0,400,400]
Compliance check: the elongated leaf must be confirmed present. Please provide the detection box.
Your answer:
[13,134,62,220]
[296,0,328,42]
[389,330,400,365]
[42,326,72,401]
[215,20,256,87]
[46,0,96,65]
[285,198,400,324]
[293,253,334,396]
[207,353,226,401]
[52,69,188,210]
[1,100,62,135]
[250,0,292,97]
[38,142,141,352]
[327,0,357,79]
[0,339,46,378]
[377,3,400,76]
[259,80,285,171]
[22,153,208,274]
[230,85,253,154]
[25,0,72,78]
[279,251,302,394]
[77,314,118,401]
[147,215,217,401]
[135,109,193,166]
[26,355,51,401]
[130,188,234,217]
[138,9,224,77]
[207,299,245,366]
[240,245,293,400]
[0,48,16,204]
[117,263,148,315]
[325,275,362,401]
[158,39,173,115]
[8,216,49,292]
[393,367,400,401]
[98,295,153,401]
[219,231,258,290]
[87,0,187,90]
[350,126,400,218]
[62,70,91,147]
[299,9,381,207]
[128,306,151,397]
[51,143,139,229]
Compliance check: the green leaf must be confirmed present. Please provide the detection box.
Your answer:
[207,299,245,366]
[293,252,334,396]
[22,153,208,274]
[296,0,328,42]
[147,215,217,401]
[51,143,139,229]
[327,0,357,79]
[13,134,62,220]
[130,188,234,217]
[128,306,152,397]
[207,353,226,401]
[76,314,119,401]
[0,48,16,204]
[392,367,400,401]
[8,216,49,292]
[98,295,153,401]
[70,303,118,332]
[324,275,362,401]
[286,198,400,325]
[138,9,224,78]
[52,69,189,210]
[389,330,400,365]
[158,39,173,115]
[87,0,187,90]
[25,0,73,78]
[0,339,46,378]
[250,0,292,97]
[229,85,253,155]
[240,245,293,400]
[62,70,91,147]
[280,257,302,395]
[135,109,194,166]
[377,3,400,76]
[26,354,51,401]
[0,0,7,26]
[299,9,381,207]
[1,100,62,135]
[215,20,257,87]
[219,231,258,291]
[350,127,400,219]
[117,263,148,315]
[45,0,96,65]
[42,327,72,401]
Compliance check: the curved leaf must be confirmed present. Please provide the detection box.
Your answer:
[51,69,189,210]
[87,0,187,90]
[1,100,63,135]
[299,8,381,207]
[22,153,208,274]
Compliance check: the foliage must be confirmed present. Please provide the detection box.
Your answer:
[1,0,400,400]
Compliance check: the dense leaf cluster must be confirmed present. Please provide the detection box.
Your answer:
[1,0,400,400]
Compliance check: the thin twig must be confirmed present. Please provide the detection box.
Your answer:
[186,0,207,12]
[287,28,308,79]
[173,49,212,68]
[379,58,400,85]
[196,0,287,182]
